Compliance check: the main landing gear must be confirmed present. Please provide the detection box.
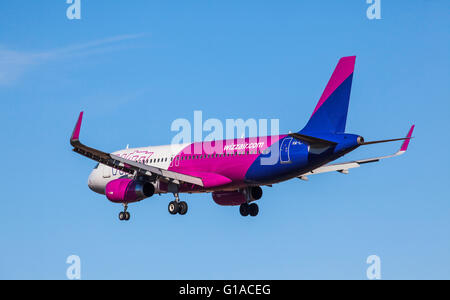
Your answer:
[168,193,188,215]
[240,203,259,217]
[119,203,131,221]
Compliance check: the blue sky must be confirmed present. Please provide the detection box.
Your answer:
[0,0,449,279]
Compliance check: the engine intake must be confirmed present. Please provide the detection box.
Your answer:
[105,178,155,203]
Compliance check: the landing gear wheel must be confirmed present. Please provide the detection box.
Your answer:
[248,203,259,217]
[240,203,249,217]
[178,201,188,215]
[168,201,179,215]
[119,211,130,221]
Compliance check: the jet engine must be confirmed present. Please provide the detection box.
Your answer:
[212,186,263,206]
[105,178,155,203]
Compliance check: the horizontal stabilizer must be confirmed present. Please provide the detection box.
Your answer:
[289,132,337,146]
[299,125,415,177]
[361,137,412,146]
[360,125,415,147]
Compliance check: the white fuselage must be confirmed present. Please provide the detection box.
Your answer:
[88,143,189,194]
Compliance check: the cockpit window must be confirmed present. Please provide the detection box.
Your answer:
[94,163,99,169]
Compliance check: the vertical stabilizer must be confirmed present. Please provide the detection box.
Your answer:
[301,56,356,135]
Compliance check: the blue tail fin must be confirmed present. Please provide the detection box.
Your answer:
[300,56,356,135]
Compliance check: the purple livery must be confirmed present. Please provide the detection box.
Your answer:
[70,56,414,220]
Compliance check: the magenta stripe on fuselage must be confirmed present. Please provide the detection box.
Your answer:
[167,135,286,187]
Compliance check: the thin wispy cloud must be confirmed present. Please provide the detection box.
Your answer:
[0,34,144,85]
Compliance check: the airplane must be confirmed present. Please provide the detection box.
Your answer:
[70,56,414,221]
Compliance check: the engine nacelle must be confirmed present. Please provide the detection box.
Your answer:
[105,178,155,203]
[212,186,263,206]
[212,191,246,206]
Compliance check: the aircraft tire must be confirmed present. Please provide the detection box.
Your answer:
[168,201,179,215]
[249,203,259,217]
[178,201,188,215]
[240,203,249,217]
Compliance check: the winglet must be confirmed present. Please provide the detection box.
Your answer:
[399,125,415,152]
[71,112,84,143]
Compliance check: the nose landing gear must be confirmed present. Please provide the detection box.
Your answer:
[119,203,131,221]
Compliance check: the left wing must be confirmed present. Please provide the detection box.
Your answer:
[70,112,205,187]
[299,125,415,179]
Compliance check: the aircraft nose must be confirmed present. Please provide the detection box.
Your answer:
[88,170,96,191]
[88,169,105,194]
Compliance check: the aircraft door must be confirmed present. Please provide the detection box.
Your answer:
[102,164,111,178]
[280,137,293,164]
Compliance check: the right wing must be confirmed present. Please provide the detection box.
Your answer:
[70,112,204,187]
[299,125,415,179]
